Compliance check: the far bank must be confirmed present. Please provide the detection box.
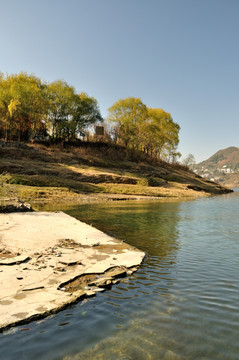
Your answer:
[0,141,232,208]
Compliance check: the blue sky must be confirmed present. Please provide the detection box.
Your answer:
[0,0,238,162]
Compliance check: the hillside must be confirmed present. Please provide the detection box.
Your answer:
[0,141,232,208]
[193,146,239,187]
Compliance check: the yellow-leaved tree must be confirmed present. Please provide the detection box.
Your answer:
[107,97,180,161]
[107,97,147,148]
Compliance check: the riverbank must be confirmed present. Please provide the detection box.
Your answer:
[0,211,145,331]
[0,142,232,208]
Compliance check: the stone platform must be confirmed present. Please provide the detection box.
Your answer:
[0,212,145,331]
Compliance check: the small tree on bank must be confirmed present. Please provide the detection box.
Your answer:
[182,153,196,167]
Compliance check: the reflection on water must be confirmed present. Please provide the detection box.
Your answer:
[1,193,239,359]
[66,201,181,258]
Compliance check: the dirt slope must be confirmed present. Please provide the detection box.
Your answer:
[0,142,232,206]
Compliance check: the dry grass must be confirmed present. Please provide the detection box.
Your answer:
[0,142,232,206]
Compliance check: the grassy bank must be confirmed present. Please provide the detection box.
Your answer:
[0,141,232,207]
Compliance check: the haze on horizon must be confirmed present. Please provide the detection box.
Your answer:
[0,0,238,163]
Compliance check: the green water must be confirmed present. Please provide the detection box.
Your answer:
[1,192,239,359]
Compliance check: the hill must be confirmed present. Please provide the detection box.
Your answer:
[0,141,232,208]
[193,146,239,187]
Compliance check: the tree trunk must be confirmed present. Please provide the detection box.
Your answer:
[5,124,8,142]
[17,129,21,144]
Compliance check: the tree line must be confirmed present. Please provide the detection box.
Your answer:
[0,72,180,161]
[0,72,103,143]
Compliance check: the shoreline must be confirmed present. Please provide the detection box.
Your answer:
[0,187,233,213]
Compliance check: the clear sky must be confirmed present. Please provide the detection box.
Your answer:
[0,0,238,162]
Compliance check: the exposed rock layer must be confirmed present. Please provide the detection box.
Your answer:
[0,212,145,331]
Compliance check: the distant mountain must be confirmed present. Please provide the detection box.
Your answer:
[193,146,239,187]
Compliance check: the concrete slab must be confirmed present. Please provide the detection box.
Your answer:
[0,212,145,331]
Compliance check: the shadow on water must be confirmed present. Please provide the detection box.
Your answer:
[40,200,181,260]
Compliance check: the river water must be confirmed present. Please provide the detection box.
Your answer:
[1,191,239,359]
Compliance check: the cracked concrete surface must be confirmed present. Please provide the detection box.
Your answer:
[0,212,145,331]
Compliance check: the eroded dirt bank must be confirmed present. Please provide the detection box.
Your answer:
[0,142,233,207]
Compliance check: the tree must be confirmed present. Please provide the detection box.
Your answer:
[108,98,180,160]
[146,108,180,159]
[47,81,103,141]
[135,108,180,158]
[47,80,76,141]
[0,72,103,143]
[107,97,147,147]
[182,153,196,167]
[0,72,49,141]
[71,92,103,137]
[0,74,11,140]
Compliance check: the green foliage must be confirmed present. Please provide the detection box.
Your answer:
[107,97,147,147]
[0,172,27,185]
[107,97,180,160]
[0,72,49,142]
[0,72,180,163]
[0,72,102,143]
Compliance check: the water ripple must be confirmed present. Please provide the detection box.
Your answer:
[1,194,239,359]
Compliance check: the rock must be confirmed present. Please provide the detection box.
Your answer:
[0,203,33,213]
[0,212,145,331]
[163,350,182,360]
[0,255,30,266]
